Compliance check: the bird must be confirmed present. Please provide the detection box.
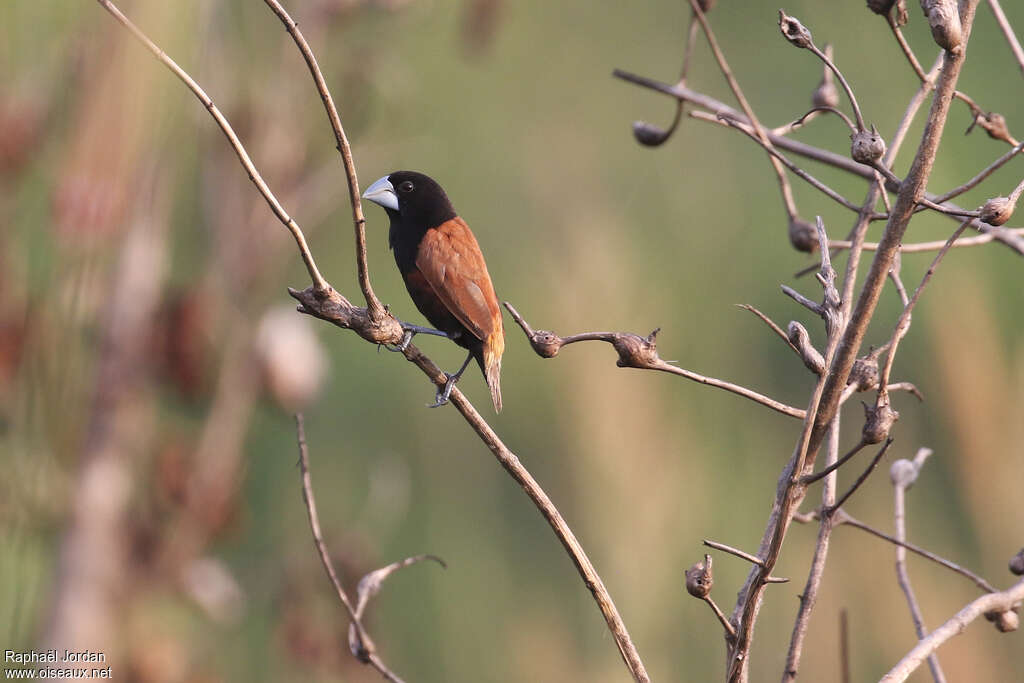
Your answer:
[362,171,504,412]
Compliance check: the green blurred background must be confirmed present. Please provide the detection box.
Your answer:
[2,1,1022,681]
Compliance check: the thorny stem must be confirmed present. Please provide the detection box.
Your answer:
[94,0,329,293]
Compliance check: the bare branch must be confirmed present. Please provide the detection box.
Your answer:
[736,304,800,354]
[703,539,765,567]
[987,0,1024,77]
[832,510,997,593]
[877,220,972,398]
[263,0,387,321]
[828,228,1024,252]
[295,414,407,682]
[504,302,806,420]
[828,438,892,512]
[94,0,329,294]
[879,577,1024,683]
[688,0,798,219]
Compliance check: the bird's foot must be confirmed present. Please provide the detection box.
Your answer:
[428,372,460,408]
[383,329,415,353]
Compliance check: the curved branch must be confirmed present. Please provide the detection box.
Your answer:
[504,302,806,420]
[879,577,1024,683]
[291,287,651,683]
[263,0,387,321]
[94,0,329,293]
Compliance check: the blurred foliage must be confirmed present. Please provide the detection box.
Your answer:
[1,0,1022,681]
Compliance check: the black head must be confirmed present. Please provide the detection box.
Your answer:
[362,170,457,230]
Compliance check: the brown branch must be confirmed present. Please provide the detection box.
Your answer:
[879,576,1024,683]
[808,0,981,484]
[504,302,806,420]
[687,0,798,220]
[890,448,947,683]
[828,438,893,513]
[986,0,1024,77]
[877,220,971,398]
[295,414,405,682]
[831,510,997,593]
[736,304,800,355]
[828,228,1024,252]
[931,140,1024,204]
[262,0,386,321]
[94,0,329,294]
[96,3,647,678]
[782,419,842,683]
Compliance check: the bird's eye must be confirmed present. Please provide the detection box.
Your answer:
[399,181,414,193]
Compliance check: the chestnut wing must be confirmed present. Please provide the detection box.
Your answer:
[415,217,501,343]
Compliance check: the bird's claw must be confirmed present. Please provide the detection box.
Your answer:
[428,373,459,408]
[384,329,415,353]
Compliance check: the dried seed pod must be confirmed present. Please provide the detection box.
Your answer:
[973,112,1013,144]
[778,10,813,49]
[985,608,1019,633]
[851,126,886,165]
[685,555,714,599]
[1010,548,1024,576]
[866,0,896,14]
[863,402,899,444]
[812,45,840,109]
[920,0,962,51]
[848,355,880,392]
[612,329,661,369]
[788,216,818,253]
[787,321,825,374]
[529,330,564,358]
[632,121,673,147]
[889,458,918,488]
[979,196,1016,226]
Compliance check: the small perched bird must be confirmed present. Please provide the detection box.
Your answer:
[363,171,504,412]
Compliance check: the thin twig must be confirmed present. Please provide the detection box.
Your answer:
[987,0,1024,77]
[94,0,328,293]
[687,0,798,220]
[703,539,764,567]
[704,596,737,638]
[891,449,946,683]
[831,510,997,594]
[808,0,981,479]
[705,112,877,215]
[879,577,1024,683]
[931,141,1024,204]
[801,439,867,485]
[262,0,387,320]
[827,229,1024,252]
[828,439,892,512]
[504,303,806,420]
[782,417,841,682]
[877,220,972,397]
[840,609,851,683]
[295,414,404,683]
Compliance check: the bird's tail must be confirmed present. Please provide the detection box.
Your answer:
[481,333,504,413]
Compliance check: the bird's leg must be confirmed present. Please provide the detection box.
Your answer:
[383,322,451,353]
[429,351,474,408]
